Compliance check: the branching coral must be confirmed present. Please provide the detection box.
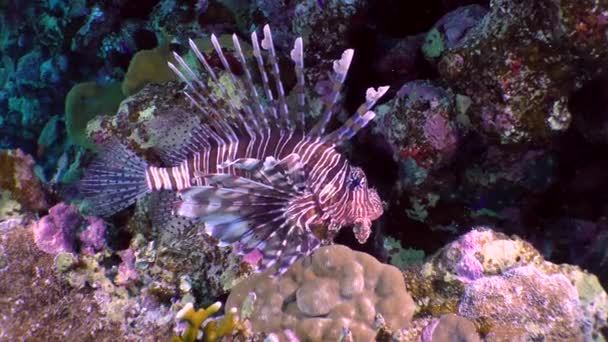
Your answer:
[172,302,242,342]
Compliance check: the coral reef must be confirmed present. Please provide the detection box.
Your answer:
[376,80,460,174]
[403,228,608,341]
[436,0,608,143]
[3,0,608,340]
[79,216,106,255]
[0,219,174,341]
[416,314,480,342]
[121,40,178,96]
[171,302,243,342]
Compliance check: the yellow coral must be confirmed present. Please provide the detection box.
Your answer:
[172,302,242,342]
[203,307,240,342]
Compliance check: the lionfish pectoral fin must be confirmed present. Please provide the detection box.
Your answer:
[217,153,308,193]
[218,158,262,171]
[245,224,320,276]
[254,153,308,193]
[174,172,317,274]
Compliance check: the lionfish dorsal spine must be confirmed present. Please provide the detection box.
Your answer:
[170,25,389,148]
[309,48,355,137]
[169,50,218,113]
[189,38,255,139]
[187,40,251,140]
[210,34,261,132]
[290,37,306,131]
[169,48,245,145]
[231,33,269,129]
[261,25,291,130]
[321,85,390,146]
[250,30,279,125]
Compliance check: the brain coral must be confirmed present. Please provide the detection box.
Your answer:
[226,245,415,341]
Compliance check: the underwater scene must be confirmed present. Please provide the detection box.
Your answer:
[1,0,608,341]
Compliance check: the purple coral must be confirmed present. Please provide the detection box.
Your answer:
[116,249,138,286]
[32,202,82,254]
[432,5,487,49]
[422,112,458,152]
[79,217,106,255]
[241,249,263,266]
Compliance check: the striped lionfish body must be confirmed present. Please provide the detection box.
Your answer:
[81,25,389,274]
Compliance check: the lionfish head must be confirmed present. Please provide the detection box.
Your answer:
[341,166,383,244]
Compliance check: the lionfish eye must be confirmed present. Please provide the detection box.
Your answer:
[348,168,366,190]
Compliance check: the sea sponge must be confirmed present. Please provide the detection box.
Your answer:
[121,42,178,97]
[64,81,124,149]
[226,245,415,341]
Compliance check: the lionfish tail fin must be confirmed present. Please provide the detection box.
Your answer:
[322,85,390,146]
[79,139,151,217]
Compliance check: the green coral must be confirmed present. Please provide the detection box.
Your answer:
[121,39,177,96]
[9,96,41,127]
[422,28,445,59]
[64,81,124,149]
[58,149,84,184]
[384,236,425,269]
[37,116,60,148]
[405,193,439,222]
[401,158,428,186]
[53,252,76,273]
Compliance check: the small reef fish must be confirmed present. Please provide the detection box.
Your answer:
[80,25,389,274]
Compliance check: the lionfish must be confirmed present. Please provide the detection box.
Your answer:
[81,25,389,274]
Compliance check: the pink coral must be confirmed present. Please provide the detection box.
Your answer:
[116,249,138,286]
[79,217,106,255]
[32,202,82,254]
[422,112,458,152]
[241,249,263,266]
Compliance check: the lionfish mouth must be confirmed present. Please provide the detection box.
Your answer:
[353,218,372,244]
